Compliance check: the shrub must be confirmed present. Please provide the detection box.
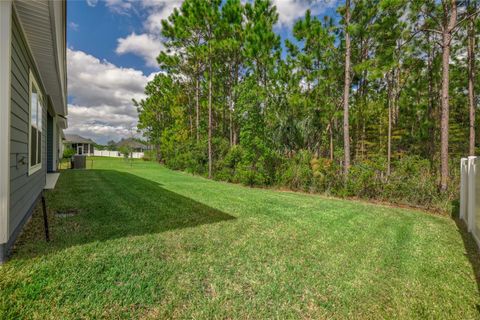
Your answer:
[148,137,458,213]
[63,148,75,159]
[344,158,385,198]
[310,157,342,194]
[384,156,439,206]
[142,150,156,161]
[279,150,313,191]
[118,146,131,159]
[235,164,268,186]
[214,145,243,182]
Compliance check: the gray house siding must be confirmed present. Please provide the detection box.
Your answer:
[8,13,46,243]
[47,113,54,172]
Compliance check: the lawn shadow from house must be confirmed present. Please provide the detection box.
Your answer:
[453,216,480,311]
[11,169,236,261]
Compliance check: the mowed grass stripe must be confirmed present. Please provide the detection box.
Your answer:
[0,157,478,319]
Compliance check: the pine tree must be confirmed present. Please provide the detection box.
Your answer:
[341,0,352,175]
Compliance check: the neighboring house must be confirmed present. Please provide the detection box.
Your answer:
[0,0,67,263]
[64,134,95,156]
[116,138,150,152]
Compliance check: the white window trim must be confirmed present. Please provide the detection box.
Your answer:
[28,70,43,176]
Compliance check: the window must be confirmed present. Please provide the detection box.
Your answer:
[29,71,43,174]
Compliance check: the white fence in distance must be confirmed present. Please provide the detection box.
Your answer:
[93,150,144,159]
[129,152,144,159]
[460,156,480,248]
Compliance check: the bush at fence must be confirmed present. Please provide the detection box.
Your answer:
[159,144,456,212]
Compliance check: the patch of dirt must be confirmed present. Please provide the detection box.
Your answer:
[55,209,80,218]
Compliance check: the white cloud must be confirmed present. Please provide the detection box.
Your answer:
[104,0,133,14]
[272,0,338,28]
[67,104,139,143]
[86,0,98,7]
[106,0,183,68]
[116,33,164,68]
[141,0,183,34]
[106,1,182,68]
[67,48,157,144]
[68,22,79,31]
[104,0,182,27]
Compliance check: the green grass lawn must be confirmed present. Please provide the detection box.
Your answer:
[1,157,479,319]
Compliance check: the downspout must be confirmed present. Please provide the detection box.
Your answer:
[0,0,12,262]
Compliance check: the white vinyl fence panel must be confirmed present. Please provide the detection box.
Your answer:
[460,158,468,220]
[94,150,122,157]
[460,156,480,248]
[130,152,144,159]
[93,150,144,159]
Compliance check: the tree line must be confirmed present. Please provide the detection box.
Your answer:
[135,0,479,211]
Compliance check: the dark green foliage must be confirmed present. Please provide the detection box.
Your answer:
[135,0,477,213]
[344,157,386,198]
[279,150,313,191]
[141,150,156,161]
[62,148,75,159]
[214,144,243,182]
[118,146,131,159]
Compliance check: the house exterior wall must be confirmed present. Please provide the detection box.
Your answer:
[47,113,54,172]
[53,119,59,170]
[58,126,64,160]
[8,11,47,252]
[53,122,61,171]
[46,110,58,172]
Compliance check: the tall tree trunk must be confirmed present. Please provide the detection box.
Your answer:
[189,114,193,136]
[387,78,392,177]
[228,66,233,146]
[468,5,476,156]
[229,104,233,146]
[361,120,366,159]
[329,122,334,161]
[222,95,227,138]
[439,0,457,192]
[343,0,351,175]
[156,143,162,163]
[427,32,436,164]
[393,67,400,125]
[208,56,213,179]
[156,111,162,163]
[195,75,200,143]
[188,93,193,137]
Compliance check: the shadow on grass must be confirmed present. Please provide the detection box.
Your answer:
[11,169,235,260]
[453,216,480,311]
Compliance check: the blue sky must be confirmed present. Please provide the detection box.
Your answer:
[66,0,339,144]
[68,0,158,75]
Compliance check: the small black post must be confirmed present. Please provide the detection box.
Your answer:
[41,192,50,242]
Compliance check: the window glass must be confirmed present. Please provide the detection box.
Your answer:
[37,134,41,164]
[29,72,42,173]
[31,88,37,127]
[30,127,37,165]
[37,99,42,131]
